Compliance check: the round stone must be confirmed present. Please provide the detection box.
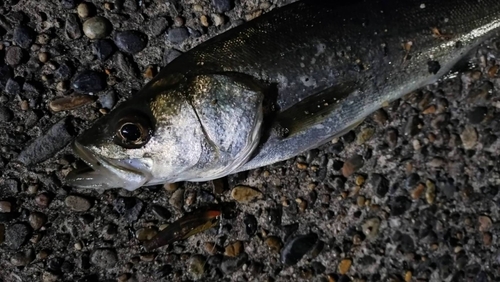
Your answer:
[114,30,148,54]
[65,195,91,212]
[83,16,112,39]
[91,248,118,268]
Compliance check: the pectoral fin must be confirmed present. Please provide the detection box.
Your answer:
[274,81,358,137]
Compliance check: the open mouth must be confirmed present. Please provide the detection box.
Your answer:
[66,142,153,191]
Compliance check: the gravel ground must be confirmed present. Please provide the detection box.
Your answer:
[1,0,500,281]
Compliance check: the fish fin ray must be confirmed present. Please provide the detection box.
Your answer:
[274,81,358,137]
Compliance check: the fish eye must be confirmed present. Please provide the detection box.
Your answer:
[114,114,152,148]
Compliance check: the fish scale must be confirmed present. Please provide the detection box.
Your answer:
[67,0,500,190]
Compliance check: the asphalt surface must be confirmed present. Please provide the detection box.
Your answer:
[0,0,499,281]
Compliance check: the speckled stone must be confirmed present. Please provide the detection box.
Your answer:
[65,195,91,212]
[5,46,23,66]
[83,16,112,39]
[167,27,189,44]
[91,248,118,268]
[5,223,31,250]
[29,212,47,230]
[114,30,148,54]
[11,248,35,266]
[231,186,262,203]
[280,233,318,266]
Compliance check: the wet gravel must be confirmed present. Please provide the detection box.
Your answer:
[0,0,500,281]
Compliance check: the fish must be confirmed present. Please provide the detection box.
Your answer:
[67,0,500,190]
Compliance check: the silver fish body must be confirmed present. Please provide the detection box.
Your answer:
[67,0,500,190]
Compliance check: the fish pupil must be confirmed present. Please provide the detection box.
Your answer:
[121,123,141,141]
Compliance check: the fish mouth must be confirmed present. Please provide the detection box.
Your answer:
[66,142,153,191]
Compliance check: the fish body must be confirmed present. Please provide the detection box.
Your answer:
[68,0,500,190]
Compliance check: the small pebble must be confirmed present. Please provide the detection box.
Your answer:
[372,109,388,125]
[36,34,50,45]
[5,46,23,66]
[152,205,171,220]
[5,78,21,95]
[427,157,446,168]
[38,52,49,63]
[29,212,47,230]
[221,253,248,274]
[391,196,411,216]
[11,248,35,266]
[0,201,12,212]
[356,127,375,145]
[355,175,365,186]
[98,90,118,110]
[231,186,262,203]
[61,0,78,9]
[224,241,243,257]
[143,65,156,79]
[200,15,209,27]
[405,271,412,282]
[65,14,82,40]
[478,215,492,232]
[173,16,184,27]
[56,81,68,92]
[356,196,365,207]
[135,227,158,241]
[113,197,144,222]
[55,63,74,81]
[341,155,364,177]
[467,107,487,124]
[422,105,436,114]
[188,255,206,280]
[18,119,74,166]
[368,174,390,197]
[92,39,115,61]
[280,233,318,266]
[13,26,35,49]
[265,236,282,253]
[338,258,352,275]
[425,180,436,204]
[483,232,492,245]
[164,182,179,192]
[102,224,118,240]
[140,253,156,262]
[114,30,148,54]
[83,16,112,39]
[0,106,14,122]
[169,188,184,210]
[212,0,233,13]
[35,193,52,208]
[74,242,83,251]
[91,248,118,268]
[49,94,97,112]
[362,217,381,240]
[460,125,478,150]
[167,27,189,44]
[411,183,425,199]
[212,14,225,26]
[204,242,217,254]
[77,3,91,18]
[244,214,258,236]
[65,195,92,212]
[149,17,169,37]
[5,223,31,250]
[71,70,106,93]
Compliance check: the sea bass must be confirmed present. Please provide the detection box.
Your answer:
[67,0,500,190]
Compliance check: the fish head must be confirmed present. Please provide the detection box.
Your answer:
[66,73,265,191]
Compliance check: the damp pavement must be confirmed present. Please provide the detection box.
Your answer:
[0,0,499,281]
